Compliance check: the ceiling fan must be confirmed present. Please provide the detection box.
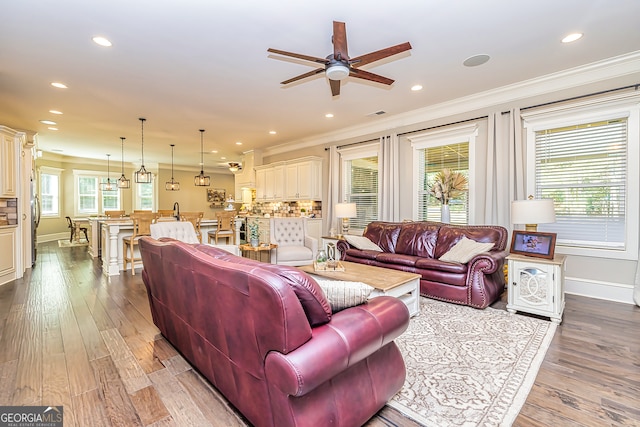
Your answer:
[268,21,412,96]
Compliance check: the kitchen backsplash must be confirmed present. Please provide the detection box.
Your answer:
[251,200,322,218]
[0,198,18,225]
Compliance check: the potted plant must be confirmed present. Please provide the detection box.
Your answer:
[248,221,260,247]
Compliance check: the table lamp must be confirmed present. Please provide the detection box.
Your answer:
[511,196,556,231]
[335,202,357,236]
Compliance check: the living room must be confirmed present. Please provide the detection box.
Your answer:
[1,1,639,426]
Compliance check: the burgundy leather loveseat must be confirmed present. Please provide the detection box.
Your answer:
[337,221,508,309]
[139,237,410,427]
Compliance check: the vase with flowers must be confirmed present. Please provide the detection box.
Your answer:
[429,168,468,223]
[248,221,260,247]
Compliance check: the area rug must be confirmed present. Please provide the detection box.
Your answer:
[57,239,89,248]
[387,297,556,427]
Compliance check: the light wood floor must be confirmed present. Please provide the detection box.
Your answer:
[0,242,638,426]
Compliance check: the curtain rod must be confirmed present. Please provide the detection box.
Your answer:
[324,138,379,151]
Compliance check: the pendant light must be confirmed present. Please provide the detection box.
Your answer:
[165,144,180,191]
[135,117,152,183]
[194,129,210,186]
[117,137,131,189]
[100,154,116,191]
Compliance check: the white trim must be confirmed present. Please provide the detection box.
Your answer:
[565,277,635,305]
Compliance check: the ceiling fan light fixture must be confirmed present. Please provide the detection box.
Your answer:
[228,162,241,173]
[326,63,350,81]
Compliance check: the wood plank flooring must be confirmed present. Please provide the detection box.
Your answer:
[0,241,638,426]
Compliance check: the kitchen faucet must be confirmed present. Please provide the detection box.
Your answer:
[173,202,180,220]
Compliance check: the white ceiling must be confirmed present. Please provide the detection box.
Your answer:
[1,0,640,170]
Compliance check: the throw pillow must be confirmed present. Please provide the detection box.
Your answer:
[344,235,383,252]
[314,279,375,312]
[439,236,495,264]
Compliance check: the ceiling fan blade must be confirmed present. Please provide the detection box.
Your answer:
[350,42,412,68]
[330,79,341,96]
[349,68,395,85]
[281,68,325,85]
[267,48,328,64]
[332,21,348,60]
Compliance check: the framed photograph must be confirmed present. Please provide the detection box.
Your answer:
[510,230,557,260]
[207,188,226,206]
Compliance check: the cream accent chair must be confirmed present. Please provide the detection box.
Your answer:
[150,221,199,244]
[270,217,317,266]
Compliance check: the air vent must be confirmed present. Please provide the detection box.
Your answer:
[367,110,386,117]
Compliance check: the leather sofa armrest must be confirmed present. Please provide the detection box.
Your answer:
[336,240,351,257]
[264,296,409,397]
[467,250,508,274]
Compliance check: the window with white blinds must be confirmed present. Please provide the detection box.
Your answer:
[343,156,378,230]
[416,143,469,224]
[534,118,627,249]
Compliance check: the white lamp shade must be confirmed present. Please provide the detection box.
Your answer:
[511,198,556,225]
[335,202,357,218]
[326,64,350,81]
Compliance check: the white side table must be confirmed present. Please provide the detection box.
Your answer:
[506,253,567,324]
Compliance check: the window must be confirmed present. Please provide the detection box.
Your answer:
[39,167,62,217]
[74,170,122,215]
[340,144,378,231]
[523,93,639,259]
[409,123,477,224]
[135,180,155,211]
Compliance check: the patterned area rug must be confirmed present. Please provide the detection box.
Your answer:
[388,297,556,427]
[57,239,89,248]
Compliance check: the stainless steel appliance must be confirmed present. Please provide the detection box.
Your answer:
[31,175,40,266]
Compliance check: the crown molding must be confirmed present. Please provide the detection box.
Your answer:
[264,50,640,156]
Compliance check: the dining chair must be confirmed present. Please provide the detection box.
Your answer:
[104,210,125,218]
[65,216,89,242]
[157,209,176,218]
[209,210,236,244]
[122,211,157,275]
[180,211,204,242]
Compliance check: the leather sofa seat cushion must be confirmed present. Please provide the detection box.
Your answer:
[394,222,439,258]
[363,222,402,253]
[196,244,332,326]
[415,257,468,273]
[345,248,380,260]
[376,252,421,267]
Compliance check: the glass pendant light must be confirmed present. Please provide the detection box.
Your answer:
[100,154,116,191]
[135,117,152,183]
[165,144,180,191]
[117,137,131,189]
[194,129,210,186]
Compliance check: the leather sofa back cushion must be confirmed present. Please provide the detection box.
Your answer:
[434,225,503,259]
[196,244,332,326]
[395,222,440,257]
[363,222,402,253]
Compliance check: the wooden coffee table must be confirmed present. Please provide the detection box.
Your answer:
[299,261,420,317]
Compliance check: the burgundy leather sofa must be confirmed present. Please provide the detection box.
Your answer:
[139,237,410,427]
[337,221,508,309]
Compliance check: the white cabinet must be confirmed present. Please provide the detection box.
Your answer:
[284,158,322,201]
[506,254,566,324]
[0,226,17,285]
[255,163,285,201]
[0,127,18,197]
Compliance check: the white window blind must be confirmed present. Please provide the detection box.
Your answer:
[343,156,378,230]
[417,143,469,224]
[535,118,627,249]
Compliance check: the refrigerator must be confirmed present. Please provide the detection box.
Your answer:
[30,174,40,266]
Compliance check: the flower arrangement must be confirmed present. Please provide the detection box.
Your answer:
[248,221,259,240]
[429,168,468,205]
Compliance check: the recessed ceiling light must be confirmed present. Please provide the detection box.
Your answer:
[235,142,242,145]
[49,110,63,115]
[325,113,334,118]
[51,82,67,89]
[51,149,63,153]
[48,127,58,131]
[40,120,57,125]
[211,150,218,154]
[463,54,490,67]
[411,85,423,91]
[221,156,226,160]
[269,130,277,135]
[92,36,112,47]
[562,33,583,43]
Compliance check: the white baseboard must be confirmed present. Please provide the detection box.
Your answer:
[37,232,70,243]
[565,276,635,305]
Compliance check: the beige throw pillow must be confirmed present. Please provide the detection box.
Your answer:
[439,236,495,264]
[315,279,375,312]
[344,235,383,251]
